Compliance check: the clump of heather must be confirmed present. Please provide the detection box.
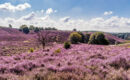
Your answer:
[109,56,130,70]
[0,43,129,80]
[106,68,129,80]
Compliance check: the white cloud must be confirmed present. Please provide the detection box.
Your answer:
[46,8,54,15]
[104,11,113,16]
[41,10,44,13]
[20,12,35,20]
[0,9,130,32]
[60,17,71,22]
[0,3,31,12]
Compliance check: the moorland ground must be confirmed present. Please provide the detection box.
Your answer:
[0,27,129,80]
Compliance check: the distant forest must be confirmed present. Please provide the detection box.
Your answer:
[112,33,130,40]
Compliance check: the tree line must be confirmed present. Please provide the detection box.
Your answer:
[19,25,57,34]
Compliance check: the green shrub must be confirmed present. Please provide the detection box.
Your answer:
[64,41,71,49]
[88,32,109,45]
[85,33,90,43]
[78,32,85,43]
[69,32,82,44]
[20,25,30,34]
[29,48,34,53]
[54,48,61,54]
[34,27,40,33]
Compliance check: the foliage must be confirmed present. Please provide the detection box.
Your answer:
[29,25,35,30]
[78,32,85,43]
[9,24,12,28]
[34,27,40,33]
[0,29,129,80]
[85,33,90,43]
[23,27,30,34]
[88,32,109,45]
[73,28,77,31]
[54,48,61,54]
[45,27,57,30]
[64,41,71,49]
[69,32,82,44]
[20,25,30,34]
[29,48,34,53]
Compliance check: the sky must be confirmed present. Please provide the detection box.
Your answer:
[0,0,130,32]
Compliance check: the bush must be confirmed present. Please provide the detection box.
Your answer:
[23,27,29,34]
[29,25,35,30]
[64,41,71,49]
[29,48,34,53]
[9,24,12,28]
[78,32,85,43]
[54,48,61,54]
[85,33,90,43]
[88,32,109,45]
[34,27,40,33]
[20,25,30,34]
[69,32,82,44]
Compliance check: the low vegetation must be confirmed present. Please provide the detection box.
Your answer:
[69,32,82,44]
[64,41,71,49]
[54,48,61,54]
[85,33,90,43]
[29,48,34,53]
[0,27,129,80]
[88,32,109,45]
[78,32,85,43]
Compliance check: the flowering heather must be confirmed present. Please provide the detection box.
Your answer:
[0,43,129,79]
[0,28,129,80]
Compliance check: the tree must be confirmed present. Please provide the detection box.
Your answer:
[88,32,109,45]
[39,27,44,30]
[20,25,27,29]
[85,33,90,43]
[37,31,51,49]
[20,25,30,34]
[29,25,35,30]
[73,28,77,31]
[34,27,40,33]
[23,27,30,34]
[9,24,12,28]
[44,27,57,30]
[78,32,85,43]
[69,32,82,44]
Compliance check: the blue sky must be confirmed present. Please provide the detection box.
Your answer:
[0,0,130,32]
[0,0,129,18]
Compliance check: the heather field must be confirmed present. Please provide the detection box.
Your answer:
[0,28,129,80]
[1,0,130,80]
